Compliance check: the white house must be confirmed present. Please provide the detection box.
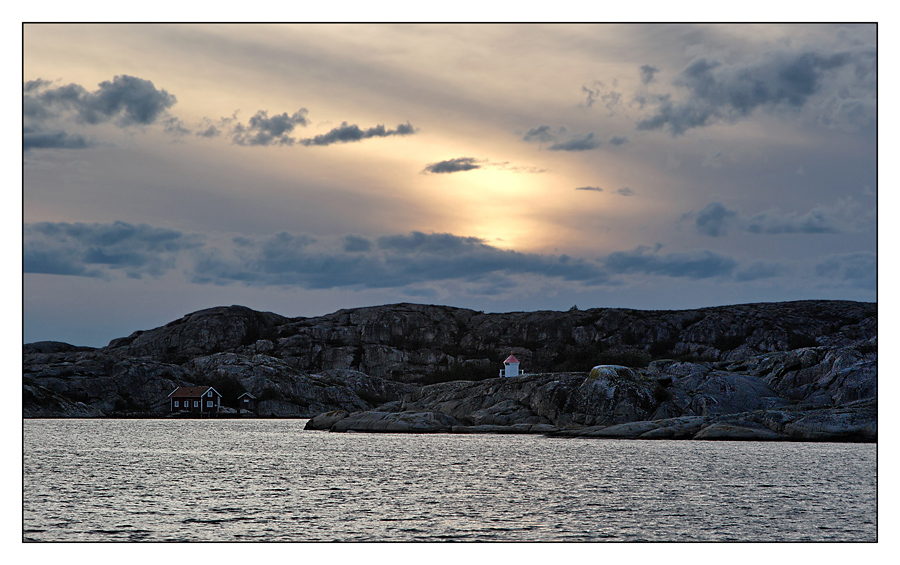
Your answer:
[500,354,521,378]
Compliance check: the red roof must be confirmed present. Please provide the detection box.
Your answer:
[168,386,221,398]
[504,355,520,364]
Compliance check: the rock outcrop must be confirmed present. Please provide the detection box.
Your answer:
[91,300,875,384]
[23,300,876,441]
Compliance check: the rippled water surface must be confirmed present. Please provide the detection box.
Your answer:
[24,419,876,541]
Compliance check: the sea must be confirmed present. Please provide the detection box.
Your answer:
[23,418,876,542]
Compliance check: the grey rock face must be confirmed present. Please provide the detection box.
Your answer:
[86,300,874,384]
[305,410,350,430]
[329,411,460,433]
[693,421,783,441]
[23,347,414,418]
[107,305,289,363]
[23,348,193,415]
[23,300,876,442]
[23,381,107,417]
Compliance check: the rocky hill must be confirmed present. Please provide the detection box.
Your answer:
[23,301,876,441]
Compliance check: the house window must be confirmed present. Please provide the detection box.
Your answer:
[194,401,199,407]
[174,400,179,407]
[207,400,213,407]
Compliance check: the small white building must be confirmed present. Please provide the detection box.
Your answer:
[500,354,521,378]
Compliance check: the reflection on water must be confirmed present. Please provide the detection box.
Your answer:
[24,419,876,541]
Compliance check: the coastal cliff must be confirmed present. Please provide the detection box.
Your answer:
[23,301,876,441]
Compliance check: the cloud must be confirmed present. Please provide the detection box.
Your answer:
[695,202,738,237]
[231,109,309,146]
[299,121,415,147]
[522,125,557,143]
[24,78,52,93]
[23,248,105,278]
[746,208,842,234]
[548,133,601,152]
[25,75,177,127]
[616,187,635,196]
[422,157,483,174]
[522,126,619,152]
[422,157,547,175]
[581,81,622,114]
[689,202,852,236]
[193,230,609,290]
[640,65,660,85]
[636,47,876,135]
[25,222,611,292]
[602,245,736,279]
[24,221,201,279]
[196,125,221,138]
[162,116,191,136]
[23,75,181,151]
[23,128,92,151]
[575,186,603,192]
[815,252,876,290]
[30,222,867,297]
[343,234,373,252]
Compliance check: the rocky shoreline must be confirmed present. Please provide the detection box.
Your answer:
[303,400,876,442]
[24,300,876,442]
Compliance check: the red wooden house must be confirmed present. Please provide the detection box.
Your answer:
[168,386,222,415]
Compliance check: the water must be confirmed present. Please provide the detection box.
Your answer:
[23,419,876,542]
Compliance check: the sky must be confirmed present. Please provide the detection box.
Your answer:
[21,23,878,347]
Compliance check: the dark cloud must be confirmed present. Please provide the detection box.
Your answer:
[636,47,875,135]
[83,75,177,125]
[575,186,603,192]
[23,75,182,151]
[162,116,191,136]
[747,208,842,234]
[23,128,92,151]
[422,157,547,175]
[815,252,876,290]
[192,230,609,290]
[372,233,608,287]
[523,126,621,152]
[422,157,483,174]
[196,125,221,138]
[343,235,373,253]
[25,75,177,127]
[581,81,622,114]
[689,202,847,236]
[29,221,193,250]
[377,232,488,254]
[31,222,863,296]
[23,78,52,93]
[640,65,660,85]
[23,249,104,278]
[522,125,556,143]
[548,133,601,152]
[231,110,309,146]
[24,221,200,279]
[299,121,415,147]
[695,202,738,237]
[602,246,736,279]
[616,187,635,196]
